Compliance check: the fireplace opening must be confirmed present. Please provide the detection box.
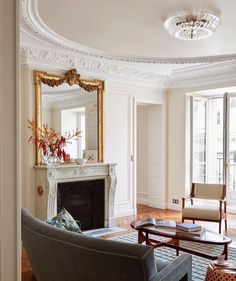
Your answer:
[57,179,105,230]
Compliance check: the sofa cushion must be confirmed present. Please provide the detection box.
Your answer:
[46,208,82,233]
[155,260,168,272]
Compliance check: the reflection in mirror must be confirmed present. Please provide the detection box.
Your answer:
[42,84,98,161]
[34,69,104,165]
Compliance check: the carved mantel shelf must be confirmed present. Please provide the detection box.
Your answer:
[35,163,117,227]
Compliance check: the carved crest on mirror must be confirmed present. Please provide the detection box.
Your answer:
[33,69,104,165]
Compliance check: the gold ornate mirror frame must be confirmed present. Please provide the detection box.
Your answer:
[33,69,104,165]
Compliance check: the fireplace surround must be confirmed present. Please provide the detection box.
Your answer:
[35,163,117,228]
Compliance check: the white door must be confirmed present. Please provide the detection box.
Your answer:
[135,102,165,209]
[148,105,163,208]
[0,0,20,280]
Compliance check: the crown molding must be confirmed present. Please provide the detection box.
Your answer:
[21,45,171,86]
[169,60,236,88]
[21,45,170,87]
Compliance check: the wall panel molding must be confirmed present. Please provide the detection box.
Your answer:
[0,57,2,217]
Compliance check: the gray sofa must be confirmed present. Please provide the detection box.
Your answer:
[22,209,192,281]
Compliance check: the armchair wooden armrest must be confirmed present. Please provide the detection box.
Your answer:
[182,196,193,209]
[219,198,227,215]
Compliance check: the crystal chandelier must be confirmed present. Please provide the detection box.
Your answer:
[164,13,221,40]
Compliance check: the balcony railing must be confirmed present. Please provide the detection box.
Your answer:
[217,152,236,191]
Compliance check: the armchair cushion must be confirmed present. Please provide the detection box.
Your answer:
[182,205,220,220]
[192,183,225,200]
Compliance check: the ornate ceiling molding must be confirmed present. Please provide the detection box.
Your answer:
[21,0,236,65]
[21,46,170,87]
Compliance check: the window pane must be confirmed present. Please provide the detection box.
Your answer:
[229,97,236,191]
[192,97,224,184]
[207,98,223,183]
[192,99,206,183]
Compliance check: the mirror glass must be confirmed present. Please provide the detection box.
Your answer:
[42,83,98,162]
[34,69,104,165]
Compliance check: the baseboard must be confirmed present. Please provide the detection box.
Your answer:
[114,208,135,218]
[137,198,149,205]
[137,192,148,205]
[148,201,166,209]
[137,193,166,209]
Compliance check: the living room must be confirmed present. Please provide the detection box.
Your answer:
[2,0,236,280]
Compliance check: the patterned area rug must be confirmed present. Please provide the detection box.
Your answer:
[83,227,125,237]
[110,232,236,281]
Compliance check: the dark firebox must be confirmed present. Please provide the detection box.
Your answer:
[57,179,105,230]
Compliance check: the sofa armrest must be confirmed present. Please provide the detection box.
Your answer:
[153,254,192,281]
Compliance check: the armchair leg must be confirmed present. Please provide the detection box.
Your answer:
[219,221,222,234]
[225,219,227,231]
[182,218,184,223]
[192,220,195,224]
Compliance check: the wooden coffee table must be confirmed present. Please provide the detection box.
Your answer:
[130,219,232,260]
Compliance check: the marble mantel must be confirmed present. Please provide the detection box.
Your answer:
[35,163,117,227]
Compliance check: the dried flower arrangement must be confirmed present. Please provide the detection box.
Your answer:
[27,119,81,164]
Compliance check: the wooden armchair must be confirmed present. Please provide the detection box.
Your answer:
[182,183,227,233]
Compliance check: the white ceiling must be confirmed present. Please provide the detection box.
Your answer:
[20,0,236,87]
[38,0,236,58]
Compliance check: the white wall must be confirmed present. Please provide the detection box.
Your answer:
[168,80,236,211]
[20,66,167,218]
[23,62,236,218]
[21,66,36,213]
[104,81,167,217]
[0,0,20,279]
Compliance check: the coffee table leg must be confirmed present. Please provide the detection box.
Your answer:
[223,244,228,260]
[138,230,147,244]
[173,239,179,256]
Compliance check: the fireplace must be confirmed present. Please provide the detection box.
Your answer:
[35,163,117,228]
[57,179,105,230]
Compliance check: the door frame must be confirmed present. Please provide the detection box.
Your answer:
[133,98,166,214]
[225,93,236,210]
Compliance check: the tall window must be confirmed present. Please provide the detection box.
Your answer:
[192,99,206,183]
[192,97,223,184]
[192,93,236,207]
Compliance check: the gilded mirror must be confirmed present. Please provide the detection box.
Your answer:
[34,69,104,165]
